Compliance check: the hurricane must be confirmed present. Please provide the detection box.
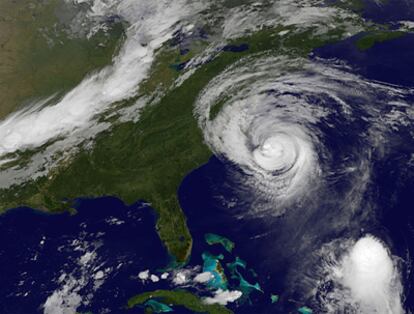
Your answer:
[196,55,413,217]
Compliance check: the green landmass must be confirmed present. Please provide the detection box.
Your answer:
[202,252,228,289]
[356,31,406,50]
[205,233,235,253]
[333,0,389,11]
[0,0,124,119]
[298,306,313,314]
[333,0,365,12]
[209,95,231,120]
[127,289,233,314]
[270,294,279,303]
[0,25,353,263]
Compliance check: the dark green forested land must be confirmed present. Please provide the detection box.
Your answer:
[356,30,406,50]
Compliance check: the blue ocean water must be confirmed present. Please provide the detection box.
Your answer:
[0,198,170,314]
[178,157,284,313]
[313,32,414,310]
[312,33,414,87]
[361,0,414,23]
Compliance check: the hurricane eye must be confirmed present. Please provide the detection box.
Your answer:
[253,135,298,172]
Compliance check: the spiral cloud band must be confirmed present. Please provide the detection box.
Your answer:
[195,56,412,215]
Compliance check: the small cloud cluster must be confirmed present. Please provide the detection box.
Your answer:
[194,271,214,284]
[203,289,242,306]
[137,270,168,284]
[43,236,111,314]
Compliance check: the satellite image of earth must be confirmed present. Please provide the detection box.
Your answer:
[0,0,414,313]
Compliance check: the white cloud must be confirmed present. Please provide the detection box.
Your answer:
[79,251,96,266]
[319,235,405,313]
[138,270,150,281]
[173,271,189,285]
[43,275,83,314]
[338,235,404,314]
[150,274,160,283]
[203,289,242,306]
[399,20,414,30]
[94,270,105,280]
[194,271,214,284]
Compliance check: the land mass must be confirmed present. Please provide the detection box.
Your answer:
[127,289,233,314]
[0,0,124,119]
